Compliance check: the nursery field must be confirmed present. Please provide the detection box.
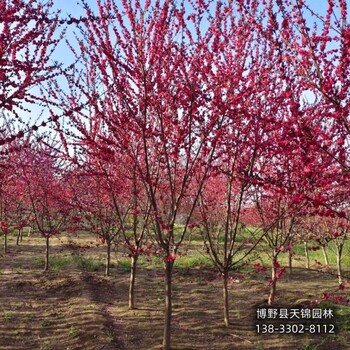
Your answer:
[0,233,350,350]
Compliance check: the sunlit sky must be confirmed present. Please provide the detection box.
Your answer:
[49,0,332,63]
[6,0,343,134]
[47,0,334,72]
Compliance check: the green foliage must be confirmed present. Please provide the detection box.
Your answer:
[299,344,320,350]
[106,328,117,343]
[68,325,79,337]
[3,311,14,321]
[173,224,185,237]
[40,319,53,328]
[40,344,53,350]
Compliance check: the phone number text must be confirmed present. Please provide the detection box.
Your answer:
[256,323,335,334]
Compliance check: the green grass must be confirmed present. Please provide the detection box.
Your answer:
[184,225,257,244]
[117,257,131,272]
[299,344,321,350]
[75,256,105,271]
[175,253,213,269]
[117,255,163,272]
[40,344,53,350]
[250,239,350,272]
[186,233,203,242]
[319,300,350,333]
[32,256,71,270]
[68,325,79,337]
[32,255,105,272]
[117,251,213,271]
[40,319,53,328]
[3,311,14,321]
[293,241,350,265]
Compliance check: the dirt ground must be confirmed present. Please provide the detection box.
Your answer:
[0,234,349,350]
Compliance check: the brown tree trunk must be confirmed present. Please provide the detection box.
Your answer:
[44,236,49,271]
[163,260,174,350]
[16,229,22,245]
[129,254,138,310]
[304,241,309,269]
[105,240,111,276]
[288,250,292,275]
[4,234,7,254]
[223,271,230,326]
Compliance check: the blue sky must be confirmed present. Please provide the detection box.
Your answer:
[50,0,340,63]
[52,1,91,18]
[8,0,347,133]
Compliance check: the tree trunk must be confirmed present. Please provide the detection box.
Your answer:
[223,271,230,326]
[105,240,111,276]
[268,273,276,305]
[16,228,22,245]
[322,246,329,267]
[4,234,7,254]
[268,255,277,305]
[129,254,138,310]
[163,260,174,350]
[336,245,343,285]
[44,236,50,271]
[186,234,192,254]
[288,250,292,275]
[304,241,309,269]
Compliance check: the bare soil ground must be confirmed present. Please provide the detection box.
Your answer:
[0,234,349,350]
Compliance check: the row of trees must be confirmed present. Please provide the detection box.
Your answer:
[1,131,349,343]
[1,137,349,306]
[1,1,349,349]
